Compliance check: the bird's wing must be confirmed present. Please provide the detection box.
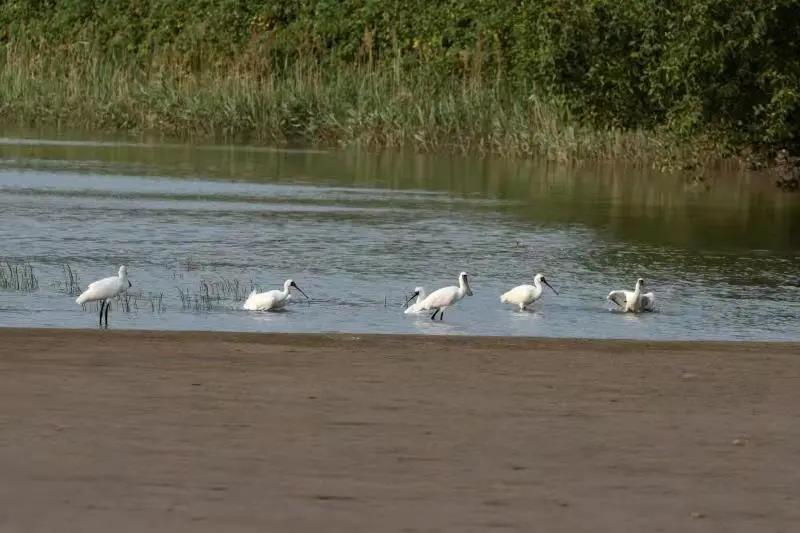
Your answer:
[419,286,457,309]
[405,299,427,314]
[607,290,628,307]
[87,275,116,291]
[86,276,121,298]
[640,292,656,311]
[501,285,532,304]
[243,290,278,310]
[77,277,121,303]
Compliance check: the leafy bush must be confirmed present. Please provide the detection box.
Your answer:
[1,0,798,153]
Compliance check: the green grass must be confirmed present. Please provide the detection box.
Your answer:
[0,42,693,165]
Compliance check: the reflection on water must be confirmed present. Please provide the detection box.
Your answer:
[0,129,798,340]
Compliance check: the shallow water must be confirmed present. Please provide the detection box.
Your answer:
[0,130,798,340]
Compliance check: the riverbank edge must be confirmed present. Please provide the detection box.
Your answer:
[2,327,796,351]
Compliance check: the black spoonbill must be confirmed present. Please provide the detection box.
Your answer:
[500,273,559,311]
[75,265,132,327]
[403,286,427,314]
[243,279,309,311]
[419,272,473,321]
[607,278,656,313]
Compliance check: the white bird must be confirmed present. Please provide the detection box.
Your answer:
[75,265,132,327]
[403,286,428,314]
[418,272,473,321]
[500,273,559,311]
[243,279,309,311]
[607,278,656,313]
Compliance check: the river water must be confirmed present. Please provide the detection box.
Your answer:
[0,131,798,340]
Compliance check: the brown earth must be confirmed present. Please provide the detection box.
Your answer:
[0,328,798,533]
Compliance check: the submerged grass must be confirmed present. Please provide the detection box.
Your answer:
[81,291,166,314]
[0,42,692,165]
[0,260,38,291]
[51,263,82,296]
[177,277,260,312]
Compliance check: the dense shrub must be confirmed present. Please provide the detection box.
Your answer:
[1,0,798,152]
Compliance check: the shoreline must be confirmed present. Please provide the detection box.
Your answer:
[1,327,798,531]
[2,326,798,347]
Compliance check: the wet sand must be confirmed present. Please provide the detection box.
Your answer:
[0,328,798,532]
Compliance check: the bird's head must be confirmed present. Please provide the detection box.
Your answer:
[119,266,131,287]
[287,279,309,299]
[537,273,558,295]
[459,272,473,296]
[404,287,423,307]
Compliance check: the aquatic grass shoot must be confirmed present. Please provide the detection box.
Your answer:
[0,260,38,291]
[51,263,82,296]
[81,291,166,314]
[177,277,260,311]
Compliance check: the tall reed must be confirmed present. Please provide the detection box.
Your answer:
[0,40,679,164]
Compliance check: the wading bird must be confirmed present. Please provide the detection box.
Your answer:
[243,279,309,311]
[500,273,559,311]
[607,278,655,313]
[419,272,473,320]
[75,265,132,327]
[403,286,427,314]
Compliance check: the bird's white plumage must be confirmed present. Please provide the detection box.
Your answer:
[243,289,285,311]
[500,273,557,311]
[76,266,130,304]
[404,286,427,314]
[243,279,308,311]
[418,272,473,320]
[420,286,459,309]
[607,278,655,312]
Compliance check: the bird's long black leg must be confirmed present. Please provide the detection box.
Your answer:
[104,301,111,328]
[430,309,439,320]
[440,309,445,320]
[99,300,105,327]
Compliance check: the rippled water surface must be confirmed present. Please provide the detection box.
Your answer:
[1,130,798,339]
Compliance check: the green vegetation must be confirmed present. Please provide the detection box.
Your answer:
[1,1,798,165]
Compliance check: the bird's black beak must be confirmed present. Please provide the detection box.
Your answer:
[404,291,419,307]
[291,283,309,300]
[543,279,558,295]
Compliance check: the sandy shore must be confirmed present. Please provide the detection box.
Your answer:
[0,328,798,532]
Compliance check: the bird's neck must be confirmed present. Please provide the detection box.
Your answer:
[457,280,467,296]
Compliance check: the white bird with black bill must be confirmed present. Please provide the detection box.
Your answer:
[243,279,309,311]
[418,272,473,321]
[75,265,132,327]
[607,278,655,313]
[500,273,559,311]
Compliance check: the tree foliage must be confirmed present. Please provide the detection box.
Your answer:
[2,0,798,151]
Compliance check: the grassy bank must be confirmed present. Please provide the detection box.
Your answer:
[1,1,798,168]
[0,43,675,164]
